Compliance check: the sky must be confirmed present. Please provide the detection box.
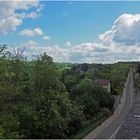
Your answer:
[1,1,140,63]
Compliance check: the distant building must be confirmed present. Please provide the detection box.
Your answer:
[95,79,111,93]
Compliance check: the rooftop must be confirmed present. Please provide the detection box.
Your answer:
[95,79,110,86]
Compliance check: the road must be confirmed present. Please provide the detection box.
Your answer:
[85,71,134,139]
[116,91,140,138]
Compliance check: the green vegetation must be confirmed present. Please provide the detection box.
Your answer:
[62,63,129,95]
[134,63,140,94]
[0,45,130,138]
[72,114,110,139]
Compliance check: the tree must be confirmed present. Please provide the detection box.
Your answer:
[70,79,114,119]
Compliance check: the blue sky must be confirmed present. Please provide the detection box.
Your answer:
[1,1,140,63]
[2,1,140,45]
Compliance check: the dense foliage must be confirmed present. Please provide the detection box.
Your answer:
[0,45,129,138]
[62,63,129,95]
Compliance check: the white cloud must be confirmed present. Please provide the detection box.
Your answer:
[16,40,70,61]
[0,0,41,34]
[19,12,38,19]
[19,27,43,36]
[22,40,39,47]
[8,13,140,63]
[65,41,71,47]
[99,13,140,46]
[43,36,51,41]
[9,40,114,63]
[8,38,140,63]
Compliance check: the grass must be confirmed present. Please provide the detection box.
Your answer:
[71,114,111,139]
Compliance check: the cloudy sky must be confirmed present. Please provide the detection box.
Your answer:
[1,1,140,63]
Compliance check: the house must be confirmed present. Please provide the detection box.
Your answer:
[95,79,111,93]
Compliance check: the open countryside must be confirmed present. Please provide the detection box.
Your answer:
[1,1,140,139]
